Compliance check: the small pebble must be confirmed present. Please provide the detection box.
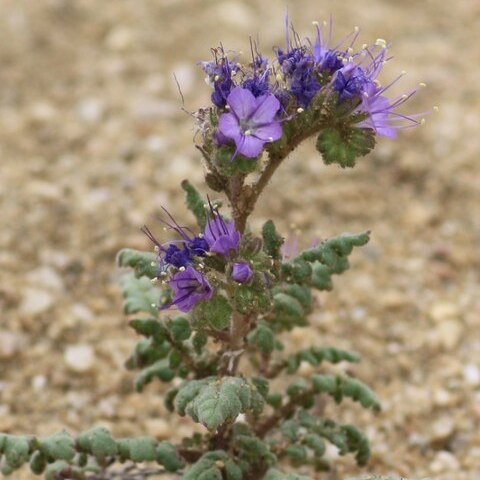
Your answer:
[64,344,96,373]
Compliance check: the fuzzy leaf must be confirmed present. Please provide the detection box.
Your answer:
[120,274,159,316]
[117,249,157,279]
[183,451,239,480]
[175,379,211,416]
[182,180,207,229]
[264,468,312,480]
[316,126,375,168]
[129,318,166,342]
[29,451,46,475]
[116,437,157,462]
[156,442,185,472]
[186,377,251,431]
[286,347,360,374]
[3,435,30,469]
[262,220,284,260]
[41,431,75,461]
[193,295,232,331]
[135,358,175,392]
[167,316,192,341]
[311,375,380,411]
[248,323,275,354]
[76,427,118,459]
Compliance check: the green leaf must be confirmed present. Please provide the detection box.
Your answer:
[311,375,380,411]
[3,435,30,469]
[116,437,157,462]
[264,468,312,480]
[129,318,166,342]
[316,126,375,168]
[76,427,118,459]
[175,379,212,416]
[156,442,185,472]
[181,180,207,229]
[120,274,159,316]
[193,295,232,331]
[186,377,251,431]
[285,347,361,374]
[135,358,175,392]
[41,431,75,461]
[262,220,284,260]
[192,331,208,354]
[248,324,275,354]
[117,249,157,279]
[29,451,46,475]
[167,316,192,341]
[182,451,230,480]
[215,146,258,175]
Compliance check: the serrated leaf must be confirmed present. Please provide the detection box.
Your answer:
[186,377,251,431]
[316,126,375,168]
[181,180,207,229]
[41,432,75,461]
[117,249,157,279]
[135,358,175,392]
[248,324,275,354]
[262,220,284,260]
[193,295,232,331]
[156,442,185,472]
[120,274,159,316]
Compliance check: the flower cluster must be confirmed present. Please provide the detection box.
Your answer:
[142,205,253,313]
[199,19,421,161]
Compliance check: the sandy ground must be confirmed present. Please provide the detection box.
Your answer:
[1,1,479,479]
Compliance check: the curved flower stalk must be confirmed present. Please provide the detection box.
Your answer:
[1,16,425,480]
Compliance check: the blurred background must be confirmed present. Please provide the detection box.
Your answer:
[0,1,479,479]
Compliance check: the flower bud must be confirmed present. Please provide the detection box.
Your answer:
[231,262,253,284]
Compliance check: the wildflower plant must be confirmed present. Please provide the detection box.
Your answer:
[0,18,423,480]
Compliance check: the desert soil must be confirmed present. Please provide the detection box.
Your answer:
[0,1,479,479]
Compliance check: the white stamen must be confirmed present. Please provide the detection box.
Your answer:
[225,105,230,110]
[268,137,273,142]
[375,38,387,48]
[420,118,426,125]
[203,203,209,208]
[214,75,220,81]
[323,20,328,27]
[362,43,368,50]
[354,26,360,33]
[179,266,186,272]
[198,233,203,238]
[363,92,369,98]
[151,277,158,284]
[198,264,204,269]
[401,70,407,76]
[150,303,156,308]
[150,261,156,267]
[276,73,283,82]
[244,129,252,136]
[160,271,167,277]
[433,105,439,112]
[419,82,427,88]
[312,21,319,26]
[297,107,304,113]
[347,47,354,54]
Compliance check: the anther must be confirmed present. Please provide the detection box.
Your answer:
[297,107,304,113]
[214,75,220,81]
[150,261,156,267]
[151,277,158,284]
[312,21,319,26]
[268,137,273,142]
[401,70,407,76]
[419,82,427,88]
[433,105,439,112]
[354,26,360,33]
[244,129,252,136]
[179,266,186,272]
[420,118,426,125]
[375,38,387,48]
[362,43,368,50]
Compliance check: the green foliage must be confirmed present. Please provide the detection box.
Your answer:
[284,347,360,375]
[262,220,284,260]
[311,375,380,411]
[264,468,312,480]
[248,323,276,354]
[177,377,264,431]
[182,180,208,229]
[193,295,232,331]
[120,273,160,316]
[135,358,175,391]
[215,146,258,175]
[183,451,242,480]
[40,432,75,462]
[281,232,370,293]
[316,126,375,168]
[117,248,157,279]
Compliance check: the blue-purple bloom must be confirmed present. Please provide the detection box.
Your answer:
[218,87,282,158]
[203,212,241,257]
[142,209,209,272]
[231,262,253,284]
[167,266,213,312]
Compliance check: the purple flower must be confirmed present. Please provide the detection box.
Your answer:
[141,208,209,272]
[203,213,241,257]
[231,262,253,284]
[218,87,282,158]
[332,64,373,102]
[167,267,213,313]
